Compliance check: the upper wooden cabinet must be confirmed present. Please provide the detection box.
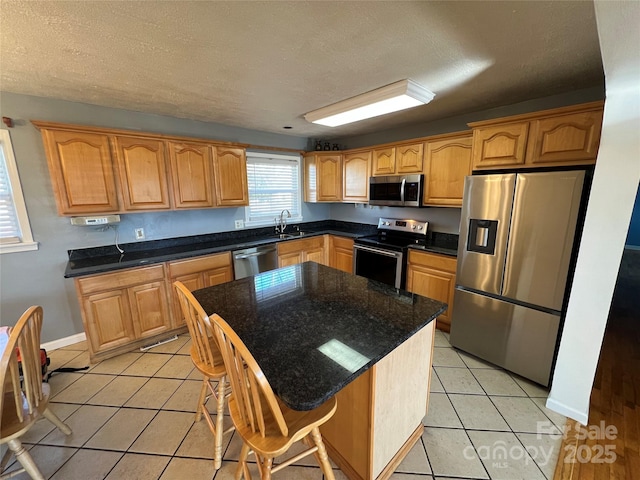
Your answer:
[39,129,119,215]
[113,136,171,211]
[372,143,423,176]
[33,121,250,216]
[423,133,472,207]
[213,146,249,206]
[470,101,603,170]
[168,142,216,209]
[343,151,371,203]
[304,153,342,202]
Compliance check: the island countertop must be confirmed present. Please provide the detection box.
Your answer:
[192,262,446,411]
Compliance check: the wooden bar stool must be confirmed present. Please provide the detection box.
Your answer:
[1,306,72,480]
[174,281,234,470]
[210,313,337,480]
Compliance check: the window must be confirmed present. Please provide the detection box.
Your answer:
[245,152,303,227]
[0,130,37,253]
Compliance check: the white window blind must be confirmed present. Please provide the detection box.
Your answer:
[245,152,302,226]
[0,130,37,253]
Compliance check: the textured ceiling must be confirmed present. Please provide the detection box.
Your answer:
[0,1,604,139]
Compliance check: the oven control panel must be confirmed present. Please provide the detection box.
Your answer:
[377,217,428,235]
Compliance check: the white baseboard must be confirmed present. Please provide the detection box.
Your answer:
[42,332,87,351]
[545,397,589,426]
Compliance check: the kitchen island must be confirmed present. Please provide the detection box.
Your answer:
[193,262,446,480]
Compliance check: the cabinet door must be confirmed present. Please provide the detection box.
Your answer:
[113,136,171,211]
[304,154,317,202]
[213,146,249,206]
[82,289,136,354]
[329,236,354,273]
[396,143,423,174]
[343,151,371,202]
[169,142,216,208]
[472,122,529,170]
[128,281,172,339]
[372,147,396,176]
[42,130,119,215]
[278,251,304,267]
[406,251,457,332]
[423,135,472,207]
[305,246,327,266]
[203,265,234,287]
[317,154,342,201]
[170,273,204,328]
[526,110,602,165]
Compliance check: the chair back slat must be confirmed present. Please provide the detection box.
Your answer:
[211,313,288,438]
[174,282,222,370]
[0,306,45,423]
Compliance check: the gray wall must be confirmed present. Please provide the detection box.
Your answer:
[0,92,330,342]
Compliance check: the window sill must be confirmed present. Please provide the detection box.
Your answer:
[0,241,39,254]
[244,216,304,228]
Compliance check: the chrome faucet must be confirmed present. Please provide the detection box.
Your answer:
[276,209,291,234]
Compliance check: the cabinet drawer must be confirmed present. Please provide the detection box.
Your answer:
[408,250,457,273]
[76,265,166,295]
[168,251,232,277]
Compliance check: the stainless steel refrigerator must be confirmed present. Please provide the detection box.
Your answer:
[449,170,587,386]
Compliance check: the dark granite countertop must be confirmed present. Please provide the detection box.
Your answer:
[192,262,446,411]
[64,220,459,278]
[64,220,377,278]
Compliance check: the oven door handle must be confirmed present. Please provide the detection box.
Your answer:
[354,244,403,258]
[400,178,406,204]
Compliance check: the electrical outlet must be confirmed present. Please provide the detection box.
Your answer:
[134,228,145,240]
[234,220,244,229]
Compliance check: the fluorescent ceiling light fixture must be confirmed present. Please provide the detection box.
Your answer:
[305,79,435,127]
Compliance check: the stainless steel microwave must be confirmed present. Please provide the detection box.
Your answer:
[369,174,423,207]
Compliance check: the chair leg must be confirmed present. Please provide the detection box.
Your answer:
[7,439,44,480]
[213,376,226,470]
[195,377,208,422]
[42,407,72,435]
[261,457,273,480]
[236,442,251,480]
[310,427,335,480]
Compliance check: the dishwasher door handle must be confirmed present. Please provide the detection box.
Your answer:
[234,249,275,260]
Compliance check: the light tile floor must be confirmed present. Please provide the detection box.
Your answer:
[3,330,565,479]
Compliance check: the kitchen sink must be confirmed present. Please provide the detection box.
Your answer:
[276,231,307,239]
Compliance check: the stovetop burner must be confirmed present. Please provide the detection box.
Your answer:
[354,217,429,251]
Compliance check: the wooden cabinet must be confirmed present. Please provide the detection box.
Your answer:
[168,141,216,208]
[213,146,249,206]
[304,153,342,202]
[342,151,371,202]
[423,133,472,207]
[34,121,249,216]
[470,101,603,170]
[406,250,457,332]
[329,236,354,273]
[39,129,119,215]
[167,252,233,328]
[75,265,172,362]
[277,236,327,267]
[113,136,171,211]
[372,143,423,176]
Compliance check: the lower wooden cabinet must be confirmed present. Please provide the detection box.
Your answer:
[329,236,354,273]
[406,250,457,332]
[75,265,173,362]
[277,235,327,267]
[167,252,234,327]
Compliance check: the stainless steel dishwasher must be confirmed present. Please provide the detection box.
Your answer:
[232,245,278,279]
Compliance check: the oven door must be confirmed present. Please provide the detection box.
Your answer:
[353,244,405,290]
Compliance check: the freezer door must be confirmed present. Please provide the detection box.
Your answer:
[456,174,516,295]
[502,171,585,310]
[450,289,560,386]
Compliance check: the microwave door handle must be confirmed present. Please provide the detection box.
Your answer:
[400,178,406,204]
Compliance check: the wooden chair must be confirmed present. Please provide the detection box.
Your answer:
[210,313,337,480]
[173,281,234,470]
[1,306,72,480]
